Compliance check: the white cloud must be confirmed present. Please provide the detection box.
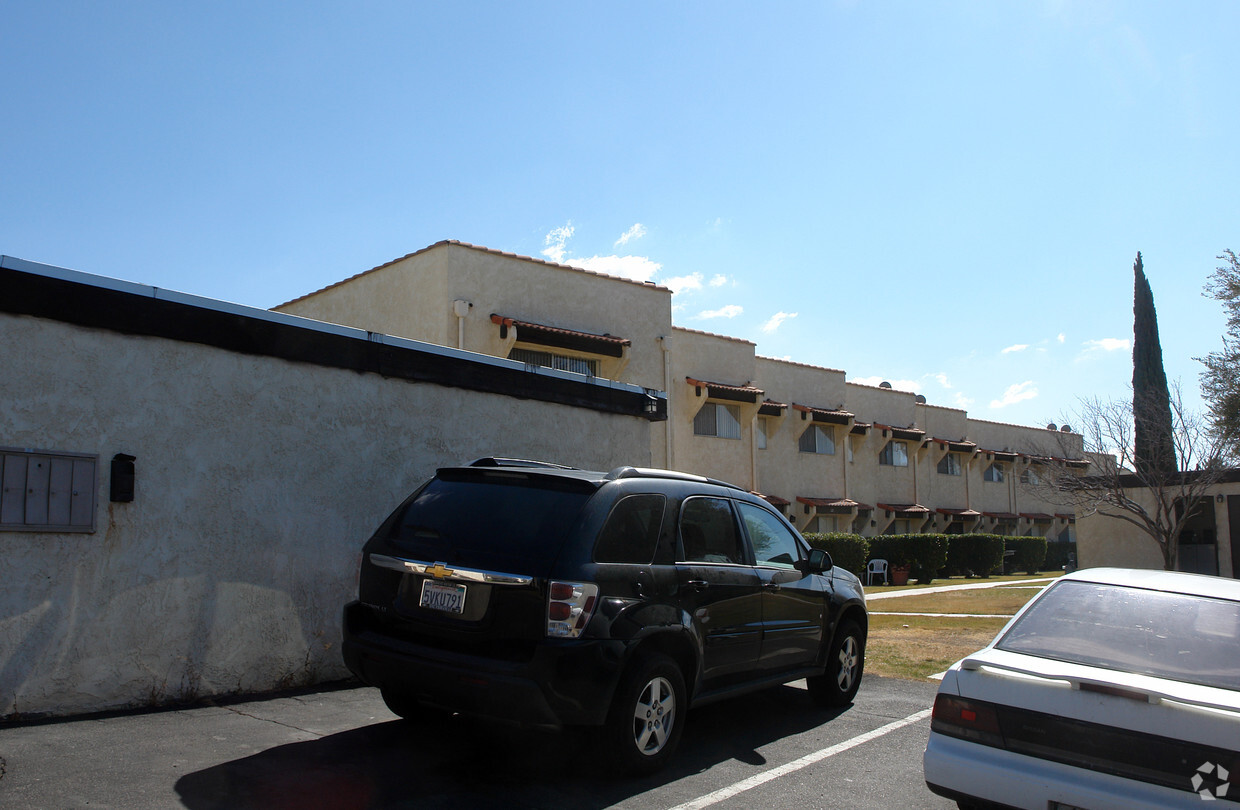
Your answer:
[1057,333,1066,344]
[761,311,797,333]
[952,392,975,409]
[572,254,662,283]
[614,223,646,247]
[933,373,952,388]
[662,272,704,294]
[989,381,1038,409]
[1084,337,1130,352]
[542,223,574,263]
[709,274,729,287]
[1002,344,1029,354]
[697,304,743,320]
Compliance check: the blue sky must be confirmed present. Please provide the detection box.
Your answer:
[4,1,1237,432]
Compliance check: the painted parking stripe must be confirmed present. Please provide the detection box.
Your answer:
[667,708,933,810]
[870,611,1014,618]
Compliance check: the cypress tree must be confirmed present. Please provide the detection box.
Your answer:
[1131,252,1177,474]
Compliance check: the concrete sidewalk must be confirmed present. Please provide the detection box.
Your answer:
[865,576,1055,601]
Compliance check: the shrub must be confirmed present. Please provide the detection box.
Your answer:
[868,534,948,585]
[1043,541,1078,571]
[804,533,869,578]
[943,534,1007,578]
[1005,536,1049,575]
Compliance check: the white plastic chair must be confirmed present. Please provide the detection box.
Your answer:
[866,559,889,586]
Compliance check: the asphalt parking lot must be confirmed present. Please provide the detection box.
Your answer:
[0,675,953,809]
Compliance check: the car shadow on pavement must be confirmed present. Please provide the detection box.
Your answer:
[174,684,849,810]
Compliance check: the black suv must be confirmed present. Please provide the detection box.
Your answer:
[342,458,867,773]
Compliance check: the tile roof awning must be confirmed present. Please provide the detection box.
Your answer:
[759,399,788,416]
[878,502,931,517]
[936,507,982,518]
[984,511,1021,521]
[982,449,1020,463]
[755,492,790,506]
[491,314,630,358]
[797,496,867,514]
[1054,513,1077,523]
[792,403,854,425]
[850,421,872,435]
[930,437,978,453]
[875,423,926,440]
[1020,513,1055,522]
[686,377,764,403]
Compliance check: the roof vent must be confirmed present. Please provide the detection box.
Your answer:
[879,381,892,389]
[914,394,927,404]
[1047,423,1058,431]
[1060,425,1073,433]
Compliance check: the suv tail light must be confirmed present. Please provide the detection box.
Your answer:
[546,580,598,638]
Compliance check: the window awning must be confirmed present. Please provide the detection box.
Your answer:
[491,314,630,358]
[930,437,977,453]
[685,377,764,403]
[983,511,1020,521]
[878,502,931,517]
[1054,513,1077,523]
[981,449,1020,463]
[759,399,788,416]
[875,423,926,441]
[797,496,867,514]
[792,403,854,425]
[850,421,872,435]
[754,492,790,506]
[1020,513,1055,522]
[936,507,982,518]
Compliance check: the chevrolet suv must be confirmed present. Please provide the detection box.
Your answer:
[342,458,868,773]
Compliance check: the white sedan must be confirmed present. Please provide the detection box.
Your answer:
[924,567,1239,809]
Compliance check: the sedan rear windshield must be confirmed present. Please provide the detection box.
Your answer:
[996,580,1240,692]
[388,471,595,571]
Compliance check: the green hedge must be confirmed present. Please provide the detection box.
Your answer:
[868,534,949,585]
[1043,541,1077,571]
[1005,536,1049,575]
[804,533,869,578]
[942,534,1008,578]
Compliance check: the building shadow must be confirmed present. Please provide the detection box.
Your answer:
[174,684,850,810]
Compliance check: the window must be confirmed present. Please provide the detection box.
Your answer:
[937,454,961,476]
[984,463,1005,483]
[509,348,598,377]
[738,502,802,569]
[1,448,97,532]
[879,441,909,467]
[798,425,835,455]
[679,497,745,564]
[1020,468,1039,485]
[756,418,768,450]
[884,519,912,535]
[693,403,742,439]
[808,515,837,533]
[593,494,666,564]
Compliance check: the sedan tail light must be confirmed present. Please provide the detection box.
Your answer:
[931,694,1005,749]
[546,580,598,638]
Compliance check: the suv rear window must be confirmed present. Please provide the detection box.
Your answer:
[388,471,594,569]
[995,580,1240,692]
[593,494,666,564]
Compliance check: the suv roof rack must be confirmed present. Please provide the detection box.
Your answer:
[466,457,581,470]
[605,466,746,492]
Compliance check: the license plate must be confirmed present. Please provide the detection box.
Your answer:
[419,579,467,614]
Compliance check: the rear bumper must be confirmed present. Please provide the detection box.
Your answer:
[342,601,626,727]
[923,731,1204,810]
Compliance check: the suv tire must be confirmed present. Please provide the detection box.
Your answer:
[807,619,864,707]
[602,653,686,775]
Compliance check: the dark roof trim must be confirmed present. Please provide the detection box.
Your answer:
[0,256,667,422]
[685,377,764,404]
[792,403,853,425]
[491,313,630,358]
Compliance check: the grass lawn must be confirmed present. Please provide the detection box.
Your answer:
[862,573,1062,681]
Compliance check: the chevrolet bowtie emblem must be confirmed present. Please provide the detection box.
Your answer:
[424,562,455,579]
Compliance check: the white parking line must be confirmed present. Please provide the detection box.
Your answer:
[870,612,1014,618]
[666,708,934,810]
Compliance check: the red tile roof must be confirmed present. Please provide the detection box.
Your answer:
[685,377,764,401]
[877,502,931,516]
[983,511,1021,520]
[491,314,631,348]
[935,507,982,518]
[874,423,926,440]
[755,492,790,506]
[792,403,854,424]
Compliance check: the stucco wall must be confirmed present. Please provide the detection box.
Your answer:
[0,312,651,718]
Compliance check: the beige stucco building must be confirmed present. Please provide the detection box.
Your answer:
[278,240,1086,543]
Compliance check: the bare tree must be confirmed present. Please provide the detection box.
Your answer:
[1038,385,1226,571]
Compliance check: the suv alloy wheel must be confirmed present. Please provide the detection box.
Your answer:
[603,653,687,775]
